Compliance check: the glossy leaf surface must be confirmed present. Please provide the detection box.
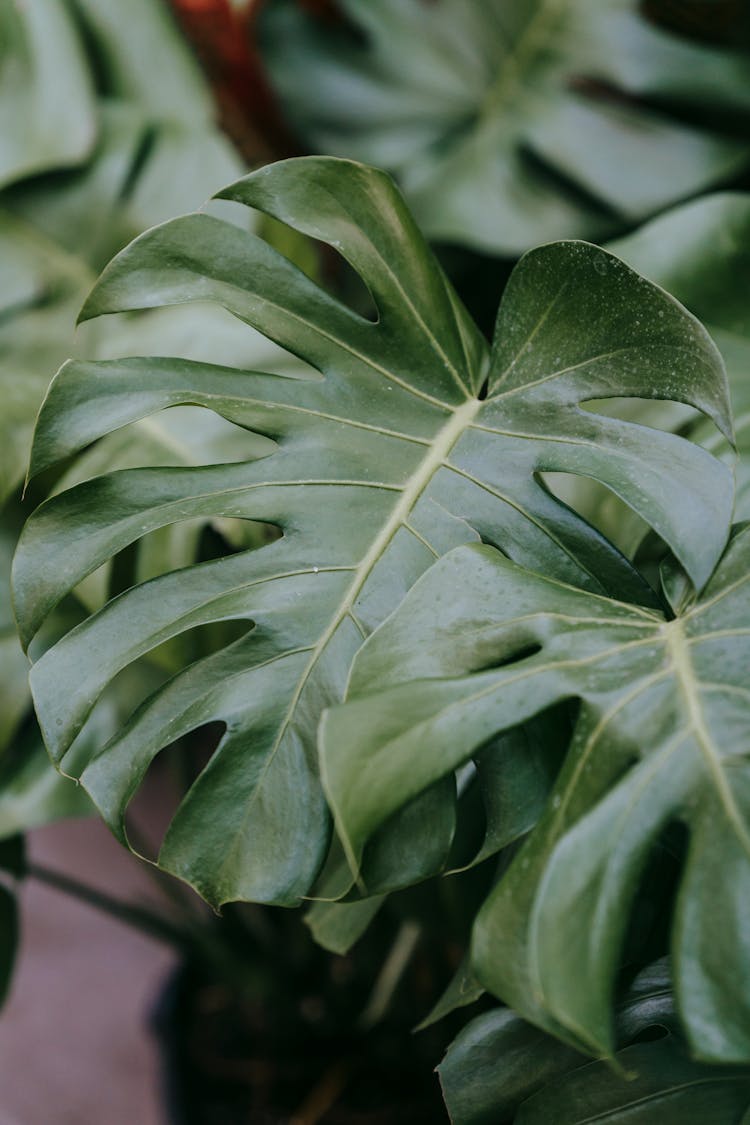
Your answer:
[321,527,750,1060]
[611,192,750,519]
[439,964,750,1124]
[14,158,732,907]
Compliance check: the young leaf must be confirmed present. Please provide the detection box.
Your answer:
[260,0,750,253]
[320,526,750,1061]
[14,157,733,908]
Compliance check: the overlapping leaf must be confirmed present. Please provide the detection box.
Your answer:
[13,157,734,908]
[321,526,750,1060]
[438,963,750,1124]
[260,0,750,253]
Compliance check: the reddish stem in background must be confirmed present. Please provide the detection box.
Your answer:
[168,0,302,162]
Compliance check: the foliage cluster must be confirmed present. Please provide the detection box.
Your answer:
[3,1,750,1120]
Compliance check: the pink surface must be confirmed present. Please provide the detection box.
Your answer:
[0,818,177,1125]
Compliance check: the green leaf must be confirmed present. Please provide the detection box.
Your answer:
[260,0,750,253]
[14,158,732,908]
[0,515,31,752]
[416,952,485,1031]
[450,714,568,873]
[439,1007,584,1124]
[305,893,385,956]
[0,724,94,840]
[610,192,750,520]
[321,526,750,1061]
[553,192,750,557]
[0,0,96,189]
[440,964,750,1125]
[3,103,241,275]
[66,0,216,122]
[0,0,257,852]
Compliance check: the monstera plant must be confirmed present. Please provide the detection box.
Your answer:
[13,155,733,895]
[10,150,750,1119]
[259,0,750,254]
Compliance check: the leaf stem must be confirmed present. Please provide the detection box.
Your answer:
[358,919,421,1030]
[27,862,271,994]
[26,861,190,951]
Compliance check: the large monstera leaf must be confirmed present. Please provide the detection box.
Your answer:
[14,158,733,908]
[260,0,750,254]
[320,525,750,1061]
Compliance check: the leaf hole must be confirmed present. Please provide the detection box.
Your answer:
[433,243,513,340]
[580,395,700,431]
[122,747,190,864]
[447,702,573,872]
[470,642,542,676]
[618,820,688,979]
[257,213,378,323]
[629,1022,671,1044]
[122,717,229,874]
[140,619,256,685]
[538,469,649,560]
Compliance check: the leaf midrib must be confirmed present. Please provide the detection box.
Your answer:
[544,1073,750,1125]
[215,396,482,893]
[315,182,475,395]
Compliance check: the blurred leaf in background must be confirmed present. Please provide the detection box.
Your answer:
[0,0,273,844]
[259,0,750,254]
